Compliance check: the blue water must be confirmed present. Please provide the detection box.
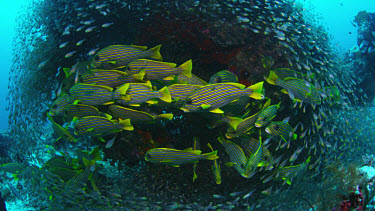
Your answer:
[0,1,27,130]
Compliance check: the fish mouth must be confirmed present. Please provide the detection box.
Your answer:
[255,123,262,128]
[180,107,189,112]
[265,127,271,134]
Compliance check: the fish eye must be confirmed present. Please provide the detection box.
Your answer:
[274,125,279,130]
[52,104,58,109]
[186,100,192,104]
[94,55,100,61]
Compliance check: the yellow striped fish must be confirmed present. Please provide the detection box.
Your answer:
[176,73,207,85]
[63,104,111,121]
[217,136,248,178]
[126,59,192,81]
[265,121,297,141]
[49,93,73,117]
[69,83,129,106]
[226,99,271,138]
[47,114,75,142]
[266,71,321,105]
[108,105,173,123]
[274,156,311,185]
[255,101,280,128]
[115,81,171,106]
[240,136,273,165]
[209,70,238,84]
[207,143,221,184]
[145,147,218,167]
[192,137,200,182]
[167,84,203,102]
[180,82,264,113]
[74,116,133,137]
[243,134,262,176]
[80,69,134,87]
[91,45,162,69]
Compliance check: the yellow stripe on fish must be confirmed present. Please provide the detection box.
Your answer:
[74,116,133,137]
[70,83,129,106]
[181,82,264,113]
[91,45,162,69]
[145,147,218,167]
[176,73,208,85]
[207,143,221,184]
[80,69,134,87]
[108,105,173,123]
[126,59,192,81]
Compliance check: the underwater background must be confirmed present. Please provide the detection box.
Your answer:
[1,0,375,210]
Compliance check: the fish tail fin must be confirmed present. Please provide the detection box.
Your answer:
[292,133,297,140]
[247,82,264,100]
[158,86,172,103]
[148,45,162,61]
[116,83,130,96]
[222,116,243,131]
[119,118,134,131]
[178,60,192,78]
[156,113,174,120]
[266,71,278,85]
[203,150,219,160]
[63,68,72,78]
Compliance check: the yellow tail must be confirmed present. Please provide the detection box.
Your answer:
[119,118,134,131]
[158,86,172,103]
[148,45,163,61]
[178,60,192,78]
[203,150,219,160]
[248,82,264,100]
[265,71,279,85]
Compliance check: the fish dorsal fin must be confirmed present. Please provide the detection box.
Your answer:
[129,45,148,50]
[183,148,202,155]
[210,108,224,114]
[225,83,246,89]
[283,117,290,123]
[88,84,113,92]
[283,77,301,82]
[157,61,177,68]
[201,104,211,109]
[63,68,72,78]
[183,147,193,151]
[262,99,271,109]
[144,80,153,89]
[132,69,146,81]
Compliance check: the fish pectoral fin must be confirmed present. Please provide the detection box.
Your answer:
[103,101,114,105]
[280,89,288,94]
[73,100,80,105]
[86,128,94,132]
[169,165,180,167]
[129,104,141,107]
[201,104,211,109]
[209,108,224,114]
[108,60,117,64]
[146,100,158,105]
[163,76,175,81]
[98,137,106,142]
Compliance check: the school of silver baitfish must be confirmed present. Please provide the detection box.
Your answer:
[4,0,373,210]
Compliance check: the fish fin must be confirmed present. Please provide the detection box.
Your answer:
[281,89,288,94]
[98,137,106,142]
[158,86,172,102]
[247,82,264,100]
[169,164,180,167]
[163,76,175,80]
[201,104,211,109]
[108,61,117,64]
[116,83,130,95]
[209,108,224,114]
[262,99,271,109]
[119,118,134,131]
[179,60,192,78]
[203,150,218,160]
[148,44,163,60]
[193,170,197,182]
[102,101,114,105]
[156,61,177,68]
[129,45,148,50]
[223,116,243,130]
[156,113,173,120]
[104,113,112,120]
[283,116,290,123]
[292,133,297,140]
[183,149,201,155]
[225,82,246,89]
[224,162,235,167]
[180,107,189,112]
[207,143,214,151]
[86,128,94,132]
[146,100,158,105]
[73,100,80,105]
[132,70,146,81]
[144,80,153,89]
[72,116,79,123]
[183,147,193,151]
[91,84,113,92]
[63,68,72,78]
[265,71,278,85]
